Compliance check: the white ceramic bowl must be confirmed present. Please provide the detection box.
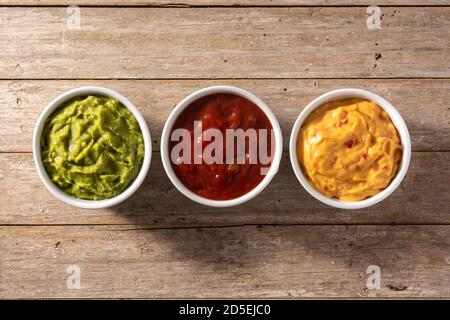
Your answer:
[289,88,411,209]
[161,85,283,207]
[33,86,152,209]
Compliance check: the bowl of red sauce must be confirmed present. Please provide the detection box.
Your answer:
[161,86,283,207]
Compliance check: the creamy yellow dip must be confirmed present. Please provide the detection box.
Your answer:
[41,96,144,200]
[297,99,402,201]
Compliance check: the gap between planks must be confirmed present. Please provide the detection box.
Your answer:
[3,223,450,229]
[1,77,450,81]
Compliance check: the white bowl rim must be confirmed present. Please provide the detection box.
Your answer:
[289,88,411,210]
[160,85,283,208]
[32,86,152,209]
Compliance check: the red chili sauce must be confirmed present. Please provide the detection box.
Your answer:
[169,93,273,200]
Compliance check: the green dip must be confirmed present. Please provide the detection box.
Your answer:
[41,95,145,200]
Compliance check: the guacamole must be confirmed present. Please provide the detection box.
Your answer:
[41,95,145,200]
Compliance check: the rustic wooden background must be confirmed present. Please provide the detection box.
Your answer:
[0,1,449,299]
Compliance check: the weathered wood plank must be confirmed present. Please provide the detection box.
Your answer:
[0,7,448,79]
[1,79,449,153]
[0,0,448,6]
[1,151,448,225]
[1,225,449,298]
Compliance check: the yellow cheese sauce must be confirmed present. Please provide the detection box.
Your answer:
[297,99,402,201]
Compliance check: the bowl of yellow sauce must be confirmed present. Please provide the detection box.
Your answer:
[290,88,411,209]
[33,87,152,209]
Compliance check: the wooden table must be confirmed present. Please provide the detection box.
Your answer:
[0,1,449,299]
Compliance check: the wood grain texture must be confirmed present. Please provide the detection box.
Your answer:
[1,3,449,300]
[1,225,450,298]
[1,151,448,225]
[1,79,449,153]
[0,0,448,5]
[0,7,448,79]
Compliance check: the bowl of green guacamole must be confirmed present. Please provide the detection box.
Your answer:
[33,87,152,209]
